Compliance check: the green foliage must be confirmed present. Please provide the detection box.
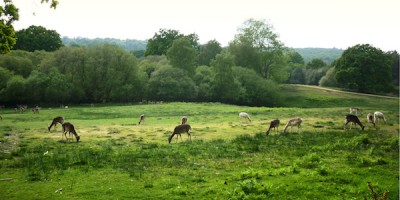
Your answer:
[193,65,214,101]
[287,68,305,84]
[233,66,281,106]
[145,29,199,56]
[294,48,343,64]
[211,51,242,103]
[14,25,63,52]
[335,44,393,93]
[197,39,223,66]
[167,38,196,75]
[0,52,34,77]
[148,65,197,101]
[319,67,338,87]
[229,18,288,81]
[0,0,19,54]
[306,58,327,69]
[62,37,147,51]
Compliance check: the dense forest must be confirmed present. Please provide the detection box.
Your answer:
[0,22,398,107]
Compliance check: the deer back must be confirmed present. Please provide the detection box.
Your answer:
[173,124,191,134]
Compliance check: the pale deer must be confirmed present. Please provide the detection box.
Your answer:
[373,111,386,125]
[344,114,365,130]
[138,114,145,125]
[349,107,361,116]
[168,124,192,144]
[62,122,80,142]
[48,116,64,131]
[283,118,303,133]
[266,119,280,135]
[181,116,188,124]
[239,112,251,122]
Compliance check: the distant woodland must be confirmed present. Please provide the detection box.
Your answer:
[61,37,343,64]
[0,22,398,106]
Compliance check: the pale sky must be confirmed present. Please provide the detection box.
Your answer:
[12,0,400,51]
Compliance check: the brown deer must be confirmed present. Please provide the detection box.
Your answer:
[32,107,40,114]
[344,114,364,130]
[266,119,280,135]
[283,118,303,133]
[138,114,145,125]
[168,124,192,144]
[62,122,80,142]
[367,113,375,127]
[181,116,188,124]
[48,116,64,131]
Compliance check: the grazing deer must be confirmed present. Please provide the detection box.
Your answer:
[373,111,386,125]
[239,112,251,122]
[283,118,303,133]
[168,124,191,144]
[48,116,64,131]
[62,122,80,142]
[367,113,375,127]
[32,107,40,114]
[344,114,365,130]
[349,107,361,116]
[181,116,188,124]
[266,119,280,135]
[16,105,27,112]
[138,114,145,125]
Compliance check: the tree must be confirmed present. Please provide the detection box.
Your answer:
[229,18,288,82]
[145,29,199,56]
[306,58,326,69]
[0,54,34,77]
[335,44,392,93]
[0,0,18,54]
[232,66,280,106]
[211,51,242,103]
[0,0,58,54]
[167,37,196,75]
[389,51,399,86]
[14,25,63,52]
[194,65,214,101]
[197,40,222,66]
[148,65,197,101]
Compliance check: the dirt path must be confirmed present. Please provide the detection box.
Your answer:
[291,84,399,100]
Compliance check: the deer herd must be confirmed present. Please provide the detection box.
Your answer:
[0,105,388,144]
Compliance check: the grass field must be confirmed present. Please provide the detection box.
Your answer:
[0,85,398,199]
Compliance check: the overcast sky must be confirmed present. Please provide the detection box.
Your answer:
[12,0,400,51]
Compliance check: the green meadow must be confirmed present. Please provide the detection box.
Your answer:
[0,85,398,199]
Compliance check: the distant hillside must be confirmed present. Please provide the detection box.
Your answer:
[62,37,147,51]
[294,48,343,64]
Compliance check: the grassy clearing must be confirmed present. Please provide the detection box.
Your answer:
[0,86,398,199]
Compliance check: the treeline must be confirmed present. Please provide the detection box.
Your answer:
[0,45,280,106]
[2,21,398,107]
[62,37,147,51]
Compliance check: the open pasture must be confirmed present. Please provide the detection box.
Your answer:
[0,89,398,199]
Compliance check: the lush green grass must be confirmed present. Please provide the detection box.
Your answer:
[0,86,398,199]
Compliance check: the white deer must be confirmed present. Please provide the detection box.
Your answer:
[373,111,386,125]
[239,112,251,122]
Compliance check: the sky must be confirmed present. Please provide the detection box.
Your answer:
[12,0,400,51]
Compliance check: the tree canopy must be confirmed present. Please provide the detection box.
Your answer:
[14,25,63,52]
[335,44,393,93]
[228,18,288,82]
